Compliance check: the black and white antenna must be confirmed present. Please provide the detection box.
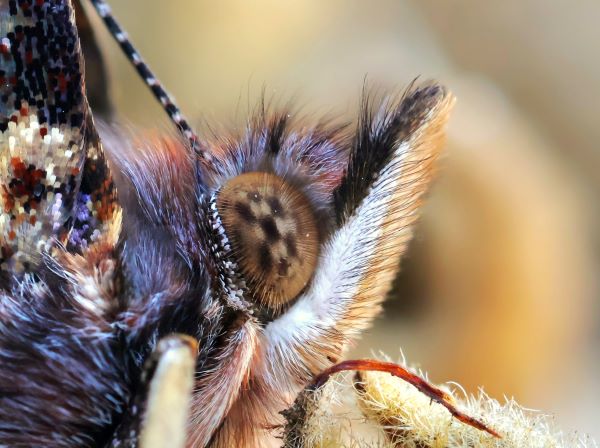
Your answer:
[88,0,206,157]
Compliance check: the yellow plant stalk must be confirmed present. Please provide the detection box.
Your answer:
[283,358,596,448]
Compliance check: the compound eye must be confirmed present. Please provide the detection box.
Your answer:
[217,172,319,309]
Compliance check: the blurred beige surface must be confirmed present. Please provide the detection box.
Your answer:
[88,0,600,440]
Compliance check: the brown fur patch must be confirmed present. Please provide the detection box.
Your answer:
[347,89,455,331]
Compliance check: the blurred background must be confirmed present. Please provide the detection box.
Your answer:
[82,0,599,440]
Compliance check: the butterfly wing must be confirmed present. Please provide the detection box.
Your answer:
[0,0,118,277]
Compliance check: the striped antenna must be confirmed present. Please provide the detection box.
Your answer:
[88,0,205,156]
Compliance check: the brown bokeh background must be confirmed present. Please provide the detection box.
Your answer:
[83,0,600,439]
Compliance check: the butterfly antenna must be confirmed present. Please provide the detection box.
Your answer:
[88,0,205,157]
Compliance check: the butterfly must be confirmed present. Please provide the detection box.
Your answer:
[0,1,496,446]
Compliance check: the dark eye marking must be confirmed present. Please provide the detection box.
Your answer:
[259,243,273,271]
[278,257,291,276]
[234,201,256,223]
[247,191,262,203]
[267,196,284,216]
[260,216,280,242]
[284,234,298,258]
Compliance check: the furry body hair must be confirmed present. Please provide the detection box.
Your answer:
[0,89,452,447]
[0,1,454,446]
